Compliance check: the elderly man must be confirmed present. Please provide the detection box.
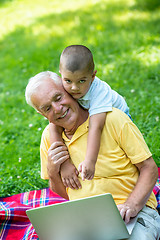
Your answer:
[25,71,160,239]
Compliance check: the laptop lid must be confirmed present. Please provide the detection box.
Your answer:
[26,193,130,240]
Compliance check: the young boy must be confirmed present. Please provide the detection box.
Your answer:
[50,45,130,181]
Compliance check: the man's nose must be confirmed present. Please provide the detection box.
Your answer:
[51,102,62,114]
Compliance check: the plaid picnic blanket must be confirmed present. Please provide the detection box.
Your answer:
[153,167,160,214]
[0,188,66,240]
[0,168,160,240]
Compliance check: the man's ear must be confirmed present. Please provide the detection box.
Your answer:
[92,70,97,81]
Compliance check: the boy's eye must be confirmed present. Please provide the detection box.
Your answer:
[79,80,86,83]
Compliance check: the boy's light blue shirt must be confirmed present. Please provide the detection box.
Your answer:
[78,76,129,116]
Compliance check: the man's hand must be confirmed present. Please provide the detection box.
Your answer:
[47,141,70,199]
[60,160,82,190]
[117,202,138,224]
[47,141,69,177]
[78,160,95,181]
[117,157,158,224]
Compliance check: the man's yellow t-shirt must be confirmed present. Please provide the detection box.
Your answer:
[40,108,157,209]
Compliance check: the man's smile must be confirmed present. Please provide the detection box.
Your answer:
[58,109,69,119]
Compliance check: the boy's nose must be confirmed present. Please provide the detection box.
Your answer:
[71,84,79,91]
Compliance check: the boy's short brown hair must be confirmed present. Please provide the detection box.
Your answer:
[60,45,94,73]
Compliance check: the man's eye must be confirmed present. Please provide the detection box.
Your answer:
[46,106,51,112]
[79,80,85,83]
[56,95,62,101]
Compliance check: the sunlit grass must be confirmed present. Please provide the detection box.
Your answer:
[0,0,101,39]
[132,47,160,66]
[114,10,150,22]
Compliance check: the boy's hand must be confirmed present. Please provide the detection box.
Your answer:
[78,160,95,181]
[60,160,82,190]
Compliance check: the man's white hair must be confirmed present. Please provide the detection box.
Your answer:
[25,71,61,110]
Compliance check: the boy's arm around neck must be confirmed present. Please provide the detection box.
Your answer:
[49,122,63,144]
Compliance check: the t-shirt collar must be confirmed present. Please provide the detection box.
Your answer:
[62,117,89,145]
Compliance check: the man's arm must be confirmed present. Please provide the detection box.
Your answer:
[117,156,158,223]
[47,142,70,200]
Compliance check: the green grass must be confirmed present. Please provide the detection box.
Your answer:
[0,0,160,197]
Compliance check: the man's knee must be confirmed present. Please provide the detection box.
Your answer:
[128,206,160,240]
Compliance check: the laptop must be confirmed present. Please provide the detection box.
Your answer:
[26,193,136,240]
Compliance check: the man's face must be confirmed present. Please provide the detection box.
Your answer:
[60,68,96,99]
[31,77,80,129]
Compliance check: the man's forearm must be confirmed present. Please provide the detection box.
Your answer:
[118,157,158,223]
[126,157,158,210]
[47,142,70,200]
[49,173,69,200]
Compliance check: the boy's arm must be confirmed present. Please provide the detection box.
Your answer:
[79,113,107,180]
[60,161,81,190]
[49,122,63,143]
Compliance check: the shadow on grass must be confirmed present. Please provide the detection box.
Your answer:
[133,0,160,11]
[0,0,14,7]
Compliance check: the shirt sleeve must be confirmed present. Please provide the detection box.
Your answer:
[118,121,152,164]
[40,125,50,179]
[89,80,113,116]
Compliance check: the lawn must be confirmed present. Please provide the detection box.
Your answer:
[0,0,160,197]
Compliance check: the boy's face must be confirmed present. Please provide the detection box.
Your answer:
[60,68,97,99]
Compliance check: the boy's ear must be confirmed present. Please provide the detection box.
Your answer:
[92,70,97,81]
